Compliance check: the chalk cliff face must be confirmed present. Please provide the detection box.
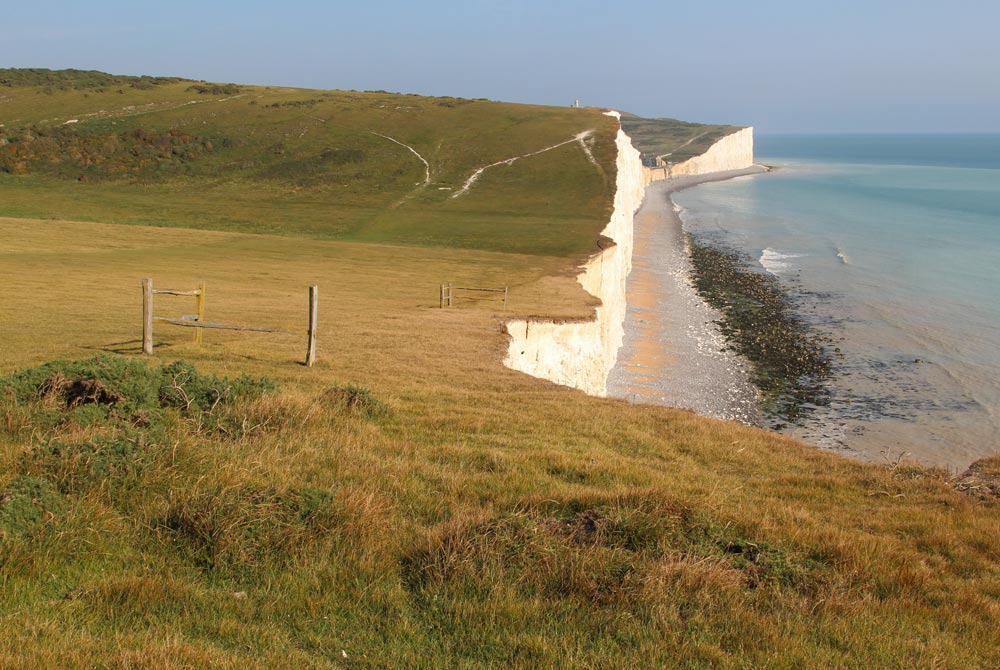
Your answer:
[645,127,754,182]
[503,112,644,396]
[503,120,753,396]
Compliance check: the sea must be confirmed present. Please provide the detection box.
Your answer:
[670,134,1000,469]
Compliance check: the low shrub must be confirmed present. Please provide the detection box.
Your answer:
[322,384,391,419]
[0,355,274,424]
[0,476,67,537]
[160,484,338,575]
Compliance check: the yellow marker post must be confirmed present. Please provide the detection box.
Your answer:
[194,280,205,346]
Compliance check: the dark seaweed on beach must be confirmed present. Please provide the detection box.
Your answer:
[687,236,835,427]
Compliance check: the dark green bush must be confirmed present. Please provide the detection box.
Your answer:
[0,476,66,537]
[32,436,154,495]
[0,355,274,423]
[0,68,184,90]
[186,84,242,95]
[157,360,272,413]
[322,384,391,419]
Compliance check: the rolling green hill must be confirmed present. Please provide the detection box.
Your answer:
[1,69,618,257]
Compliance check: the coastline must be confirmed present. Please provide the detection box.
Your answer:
[503,120,759,409]
[662,154,1000,471]
[607,168,766,422]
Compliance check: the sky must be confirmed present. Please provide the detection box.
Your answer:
[3,0,998,133]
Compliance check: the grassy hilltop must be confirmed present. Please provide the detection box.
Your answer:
[619,113,744,164]
[1,70,999,669]
[0,68,618,257]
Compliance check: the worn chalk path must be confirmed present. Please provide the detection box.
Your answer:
[370,132,431,185]
[452,129,595,198]
[656,129,709,161]
[51,94,247,127]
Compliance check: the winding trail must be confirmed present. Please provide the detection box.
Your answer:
[370,131,431,185]
[656,129,709,162]
[51,94,246,126]
[451,129,595,198]
[577,134,599,168]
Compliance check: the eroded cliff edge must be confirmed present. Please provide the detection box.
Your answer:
[503,118,754,396]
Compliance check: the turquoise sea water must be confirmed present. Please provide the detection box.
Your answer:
[672,135,1000,468]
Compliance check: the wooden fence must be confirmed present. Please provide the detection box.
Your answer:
[142,278,318,366]
[439,284,508,309]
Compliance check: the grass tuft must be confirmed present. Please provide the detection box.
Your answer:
[322,384,392,419]
[160,483,338,576]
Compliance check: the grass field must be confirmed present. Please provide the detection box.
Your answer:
[2,71,1000,669]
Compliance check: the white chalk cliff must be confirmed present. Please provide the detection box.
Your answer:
[644,126,755,182]
[503,118,753,396]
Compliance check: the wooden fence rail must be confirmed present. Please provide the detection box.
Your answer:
[141,278,318,366]
[147,279,206,347]
[439,284,508,309]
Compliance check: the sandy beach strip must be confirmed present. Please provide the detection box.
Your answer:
[607,167,766,423]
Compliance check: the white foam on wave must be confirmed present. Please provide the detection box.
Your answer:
[759,247,801,275]
[836,248,850,265]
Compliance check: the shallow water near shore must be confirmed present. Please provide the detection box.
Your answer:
[669,134,1000,469]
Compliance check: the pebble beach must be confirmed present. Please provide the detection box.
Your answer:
[607,170,765,424]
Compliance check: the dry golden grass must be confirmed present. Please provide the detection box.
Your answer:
[2,216,1000,668]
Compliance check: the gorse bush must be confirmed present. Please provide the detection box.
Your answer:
[322,384,392,419]
[30,436,156,495]
[0,125,216,178]
[186,84,242,95]
[0,355,274,425]
[0,68,184,90]
[0,476,67,538]
[0,357,285,560]
[157,360,273,412]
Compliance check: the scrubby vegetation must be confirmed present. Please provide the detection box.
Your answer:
[0,68,185,91]
[264,98,324,108]
[0,125,215,178]
[186,83,243,95]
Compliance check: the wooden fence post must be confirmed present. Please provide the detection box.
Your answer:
[142,278,153,355]
[439,284,445,309]
[503,286,508,309]
[306,285,318,367]
[194,279,205,346]
[447,284,453,307]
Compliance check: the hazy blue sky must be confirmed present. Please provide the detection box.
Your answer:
[4,0,998,133]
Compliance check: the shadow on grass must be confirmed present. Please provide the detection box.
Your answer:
[84,339,175,355]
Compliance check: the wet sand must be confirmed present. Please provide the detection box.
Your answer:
[607,168,766,423]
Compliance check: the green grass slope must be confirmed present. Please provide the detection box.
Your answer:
[0,69,617,257]
[1,70,999,669]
